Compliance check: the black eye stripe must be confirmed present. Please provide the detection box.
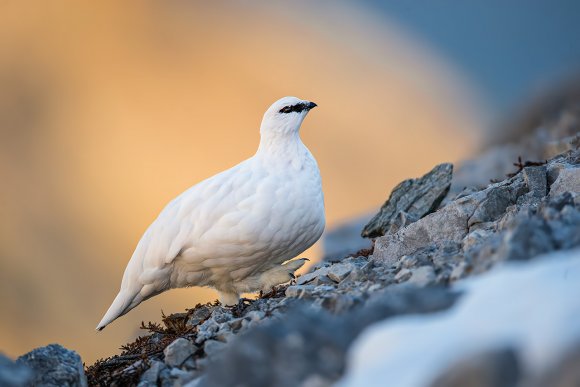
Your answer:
[279,103,307,114]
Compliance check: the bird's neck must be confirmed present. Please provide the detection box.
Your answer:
[256,131,306,162]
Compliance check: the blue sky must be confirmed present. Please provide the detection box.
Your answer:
[366,1,580,120]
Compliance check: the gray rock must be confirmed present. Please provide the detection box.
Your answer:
[469,183,524,228]
[430,348,520,387]
[0,353,32,387]
[122,360,145,376]
[394,268,412,283]
[286,285,316,299]
[244,310,265,322]
[313,285,336,295]
[196,319,220,344]
[362,163,453,238]
[318,294,362,314]
[139,360,166,385]
[170,367,197,384]
[408,266,436,286]
[523,166,547,200]
[233,310,267,331]
[17,344,87,387]
[545,195,580,249]
[211,307,233,324]
[343,260,376,282]
[202,288,458,387]
[164,338,197,367]
[397,255,419,269]
[550,164,580,197]
[374,193,482,266]
[450,261,470,282]
[326,262,359,283]
[463,229,493,250]
[296,267,331,285]
[307,274,335,286]
[378,211,420,236]
[496,216,555,261]
[491,192,579,262]
[158,367,174,387]
[373,149,579,271]
[187,305,215,326]
[228,317,244,332]
[204,340,227,358]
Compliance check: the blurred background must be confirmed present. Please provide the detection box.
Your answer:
[1,1,579,364]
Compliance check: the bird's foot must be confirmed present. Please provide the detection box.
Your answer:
[260,286,279,299]
[257,258,310,293]
[230,297,252,316]
[281,258,309,281]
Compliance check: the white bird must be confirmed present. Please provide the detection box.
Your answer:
[97,96,325,330]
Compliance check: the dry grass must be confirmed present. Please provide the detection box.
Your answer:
[85,303,215,386]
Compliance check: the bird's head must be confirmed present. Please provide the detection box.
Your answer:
[260,96,317,137]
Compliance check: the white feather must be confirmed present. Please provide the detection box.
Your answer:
[97,96,325,330]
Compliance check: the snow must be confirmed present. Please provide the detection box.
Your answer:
[338,248,580,387]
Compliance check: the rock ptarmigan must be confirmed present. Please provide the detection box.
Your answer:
[97,96,325,330]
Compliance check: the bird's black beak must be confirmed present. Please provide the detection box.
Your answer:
[306,102,317,110]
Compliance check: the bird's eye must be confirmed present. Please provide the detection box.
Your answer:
[279,103,307,114]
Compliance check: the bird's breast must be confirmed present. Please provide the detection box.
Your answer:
[171,151,325,285]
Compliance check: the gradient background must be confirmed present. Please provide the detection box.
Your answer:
[1,1,579,364]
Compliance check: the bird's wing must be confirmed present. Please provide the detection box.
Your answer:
[125,163,249,289]
[97,161,252,330]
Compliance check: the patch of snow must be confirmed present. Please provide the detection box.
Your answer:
[338,248,580,387]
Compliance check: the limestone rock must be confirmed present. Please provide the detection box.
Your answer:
[202,288,457,387]
[139,360,166,385]
[373,194,482,266]
[164,338,197,368]
[17,344,87,387]
[362,163,453,238]
[550,164,580,197]
[286,285,317,299]
[203,340,227,358]
[408,266,436,286]
[187,305,215,326]
[326,263,353,283]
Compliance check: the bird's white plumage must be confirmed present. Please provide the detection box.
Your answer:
[97,96,325,330]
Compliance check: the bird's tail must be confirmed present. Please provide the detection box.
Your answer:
[96,289,141,331]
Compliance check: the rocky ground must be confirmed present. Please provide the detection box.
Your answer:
[1,95,579,387]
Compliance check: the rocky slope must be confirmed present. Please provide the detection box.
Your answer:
[1,102,579,387]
